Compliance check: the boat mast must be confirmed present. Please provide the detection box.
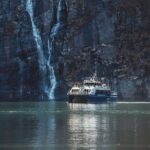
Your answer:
[94,55,98,80]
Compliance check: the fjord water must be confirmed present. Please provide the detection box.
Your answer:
[0,102,150,150]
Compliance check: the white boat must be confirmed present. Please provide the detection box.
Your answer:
[67,74,118,103]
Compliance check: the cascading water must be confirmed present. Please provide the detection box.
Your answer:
[26,0,46,95]
[25,0,67,100]
[26,0,48,99]
[26,0,46,71]
[47,0,66,99]
[47,40,57,99]
[19,61,24,96]
[47,0,68,99]
[26,0,57,100]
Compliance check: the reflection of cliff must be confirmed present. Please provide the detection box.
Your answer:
[0,113,39,145]
[0,0,150,100]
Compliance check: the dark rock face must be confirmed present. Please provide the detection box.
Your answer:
[0,0,150,101]
[0,0,38,100]
[63,0,150,100]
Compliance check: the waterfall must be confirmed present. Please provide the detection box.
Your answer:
[19,61,24,97]
[26,0,46,71]
[25,0,67,100]
[26,0,57,100]
[47,39,57,100]
[47,0,66,99]
[26,0,48,99]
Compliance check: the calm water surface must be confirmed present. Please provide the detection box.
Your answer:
[0,102,150,150]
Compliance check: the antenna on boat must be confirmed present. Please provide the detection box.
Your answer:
[94,57,98,80]
[93,52,98,80]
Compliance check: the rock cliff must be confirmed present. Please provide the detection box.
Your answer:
[0,0,150,101]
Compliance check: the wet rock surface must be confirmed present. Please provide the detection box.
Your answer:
[0,0,150,101]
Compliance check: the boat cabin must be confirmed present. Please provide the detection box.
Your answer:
[69,87,80,95]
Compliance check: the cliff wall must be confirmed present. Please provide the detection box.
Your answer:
[0,0,149,100]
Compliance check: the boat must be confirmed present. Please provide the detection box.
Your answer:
[67,74,118,103]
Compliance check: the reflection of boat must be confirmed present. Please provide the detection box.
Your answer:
[67,74,118,103]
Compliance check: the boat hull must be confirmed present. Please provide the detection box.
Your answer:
[68,95,117,103]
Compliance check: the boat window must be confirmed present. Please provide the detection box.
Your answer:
[85,83,102,86]
[72,89,79,92]
[95,90,110,95]
[84,89,90,94]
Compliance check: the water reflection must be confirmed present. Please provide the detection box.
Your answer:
[68,104,98,149]
[67,104,115,150]
[0,102,150,150]
[0,114,39,148]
